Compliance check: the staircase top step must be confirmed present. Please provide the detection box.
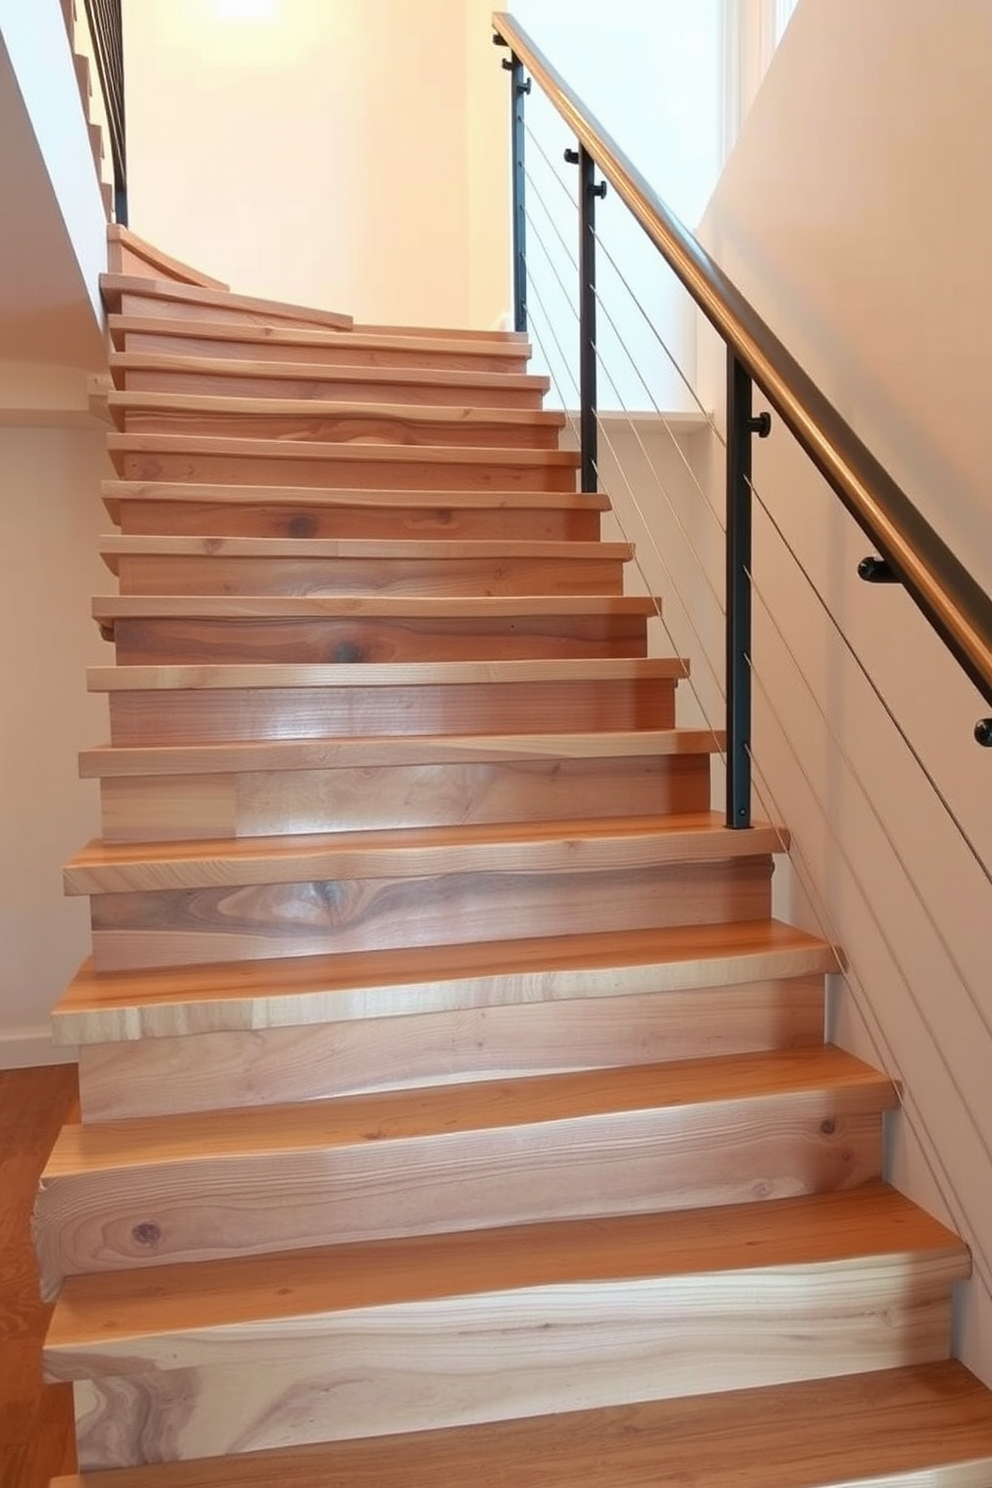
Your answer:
[79,728,720,779]
[101,273,354,332]
[53,919,838,1043]
[43,1046,896,1181]
[107,431,580,470]
[107,227,229,291]
[102,479,611,517]
[100,532,622,571]
[87,656,682,692]
[63,812,786,896]
[48,1361,992,1488]
[92,593,658,623]
[44,1185,966,1377]
[109,314,532,362]
[108,388,567,430]
[109,350,551,395]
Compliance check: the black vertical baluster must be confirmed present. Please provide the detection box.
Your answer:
[726,353,755,828]
[507,56,529,334]
[566,145,606,493]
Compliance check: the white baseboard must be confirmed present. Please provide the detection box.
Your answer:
[0,1025,78,1070]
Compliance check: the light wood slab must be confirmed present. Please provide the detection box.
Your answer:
[64,814,783,894]
[49,1188,968,1465]
[109,316,532,372]
[111,351,550,409]
[76,973,824,1121]
[93,593,653,620]
[52,920,839,1044]
[109,390,565,449]
[101,274,353,332]
[79,729,723,778]
[47,1361,992,1488]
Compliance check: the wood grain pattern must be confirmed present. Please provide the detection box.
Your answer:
[47,1361,992,1488]
[37,1048,892,1284]
[102,276,353,331]
[50,1189,968,1466]
[65,814,779,893]
[85,857,773,973]
[110,318,532,373]
[53,920,840,1045]
[110,391,565,450]
[95,753,709,842]
[112,353,550,409]
[76,974,824,1120]
[79,728,723,777]
[105,676,678,745]
[110,436,580,492]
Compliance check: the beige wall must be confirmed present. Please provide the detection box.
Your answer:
[688,0,992,1383]
[0,424,110,1065]
[123,0,509,329]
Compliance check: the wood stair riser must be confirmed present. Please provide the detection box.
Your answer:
[95,754,708,842]
[111,443,580,493]
[112,322,533,374]
[113,406,564,452]
[104,679,678,746]
[115,363,549,410]
[37,1112,887,1289]
[85,856,773,973]
[65,1258,961,1470]
[110,552,624,598]
[75,974,826,1122]
[105,612,651,667]
[44,1362,992,1488]
[106,489,606,542]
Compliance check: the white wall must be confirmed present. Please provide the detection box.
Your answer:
[0,426,110,1067]
[122,0,508,329]
[688,0,992,1383]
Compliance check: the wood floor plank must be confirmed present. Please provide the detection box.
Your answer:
[52,919,840,1044]
[48,1362,992,1488]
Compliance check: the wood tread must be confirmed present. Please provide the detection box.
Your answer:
[107,431,580,469]
[43,1184,967,1374]
[101,479,611,520]
[100,533,625,566]
[107,227,229,291]
[92,594,655,622]
[108,315,532,362]
[53,919,839,1043]
[101,274,353,331]
[43,1045,896,1176]
[78,728,723,779]
[109,350,550,396]
[62,813,786,895]
[108,388,565,430]
[87,656,686,691]
[48,1361,992,1487]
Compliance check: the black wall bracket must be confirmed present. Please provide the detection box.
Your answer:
[858,556,901,584]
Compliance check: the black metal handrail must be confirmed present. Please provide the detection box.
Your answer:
[82,0,127,225]
[492,11,992,815]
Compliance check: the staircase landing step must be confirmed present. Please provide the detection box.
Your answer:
[53,919,838,1044]
[107,227,228,290]
[48,1361,992,1487]
[101,274,353,332]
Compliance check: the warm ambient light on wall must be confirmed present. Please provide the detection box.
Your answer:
[214,0,277,20]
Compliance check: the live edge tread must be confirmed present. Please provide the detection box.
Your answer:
[100,274,354,331]
[48,1361,992,1488]
[62,813,786,895]
[44,1185,966,1369]
[101,481,611,517]
[86,657,685,691]
[52,919,839,1043]
[107,315,532,361]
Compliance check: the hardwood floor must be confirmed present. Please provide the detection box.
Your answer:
[1,1064,79,1488]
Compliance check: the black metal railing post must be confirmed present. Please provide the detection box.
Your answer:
[566,145,607,493]
[503,54,530,333]
[726,353,770,828]
[82,0,127,224]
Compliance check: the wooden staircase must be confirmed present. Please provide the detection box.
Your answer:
[39,233,992,1486]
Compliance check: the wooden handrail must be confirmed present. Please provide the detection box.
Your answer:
[492,11,992,712]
